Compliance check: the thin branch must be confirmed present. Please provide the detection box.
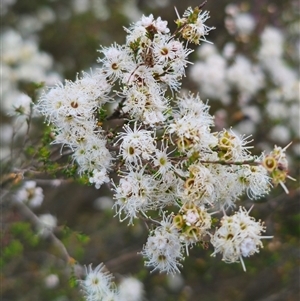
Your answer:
[198,159,258,166]
[13,200,73,264]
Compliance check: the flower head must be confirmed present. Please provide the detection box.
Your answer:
[261,143,295,194]
[14,181,44,208]
[210,206,272,271]
[176,7,215,44]
[89,169,110,189]
[141,214,184,274]
[118,277,144,301]
[80,263,117,300]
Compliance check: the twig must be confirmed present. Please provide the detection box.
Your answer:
[13,200,73,264]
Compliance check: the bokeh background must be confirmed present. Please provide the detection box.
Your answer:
[1,0,299,300]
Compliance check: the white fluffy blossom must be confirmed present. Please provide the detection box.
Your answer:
[112,167,158,224]
[178,7,215,44]
[234,13,255,36]
[141,215,184,274]
[89,169,110,189]
[44,274,59,289]
[118,277,144,301]
[211,206,272,271]
[1,29,61,114]
[115,123,156,165]
[80,264,116,300]
[168,93,217,154]
[38,214,57,237]
[190,51,230,104]
[10,93,32,116]
[14,181,44,208]
[227,55,265,102]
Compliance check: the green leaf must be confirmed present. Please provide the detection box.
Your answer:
[3,240,24,258]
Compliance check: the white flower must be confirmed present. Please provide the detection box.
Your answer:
[98,43,132,82]
[115,122,156,165]
[38,79,98,125]
[112,168,158,224]
[38,214,57,237]
[227,55,265,101]
[153,35,177,63]
[258,27,284,60]
[118,277,144,301]
[78,70,112,104]
[152,147,173,176]
[141,215,183,274]
[182,163,216,205]
[44,274,59,289]
[217,129,254,161]
[89,169,110,189]
[154,17,170,34]
[190,53,229,104]
[240,237,257,257]
[139,14,154,27]
[237,165,271,199]
[211,207,272,271]
[234,13,255,35]
[173,203,212,253]
[14,181,44,208]
[135,14,169,34]
[80,263,114,298]
[168,93,216,154]
[121,84,168,125]
[11,93,32,116]
[73,132,112,175]
[179,8,215,44]
[270,124,291,144]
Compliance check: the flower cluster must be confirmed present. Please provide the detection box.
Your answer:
[141,215,184,274]
[38,74,113,179]
[262,143,295,194]
[173,203,212,253]
[211,206,272,271]
[34,6,293,293]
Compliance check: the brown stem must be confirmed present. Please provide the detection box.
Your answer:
[198,159,259,166]
[198,1,207,10]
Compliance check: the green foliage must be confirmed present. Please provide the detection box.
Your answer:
[98,107,108,121]
[69,271,78,288]
[10,221,39,247]
[41,126,55,145]
[24,145,36,157]
[76,232,90,244]
[60,225,90,262]
[76,173,90,185]
[62,163,79,179]
[2,240,24,264]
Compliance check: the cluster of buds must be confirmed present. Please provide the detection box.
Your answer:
[173,203,212,252]
[175,4,215,44]
[262,143,294,194]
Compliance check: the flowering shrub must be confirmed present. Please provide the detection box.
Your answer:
[33,4,293,298]
[1,2,299,301]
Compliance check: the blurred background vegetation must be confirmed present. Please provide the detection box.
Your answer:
[1,0,299,300]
